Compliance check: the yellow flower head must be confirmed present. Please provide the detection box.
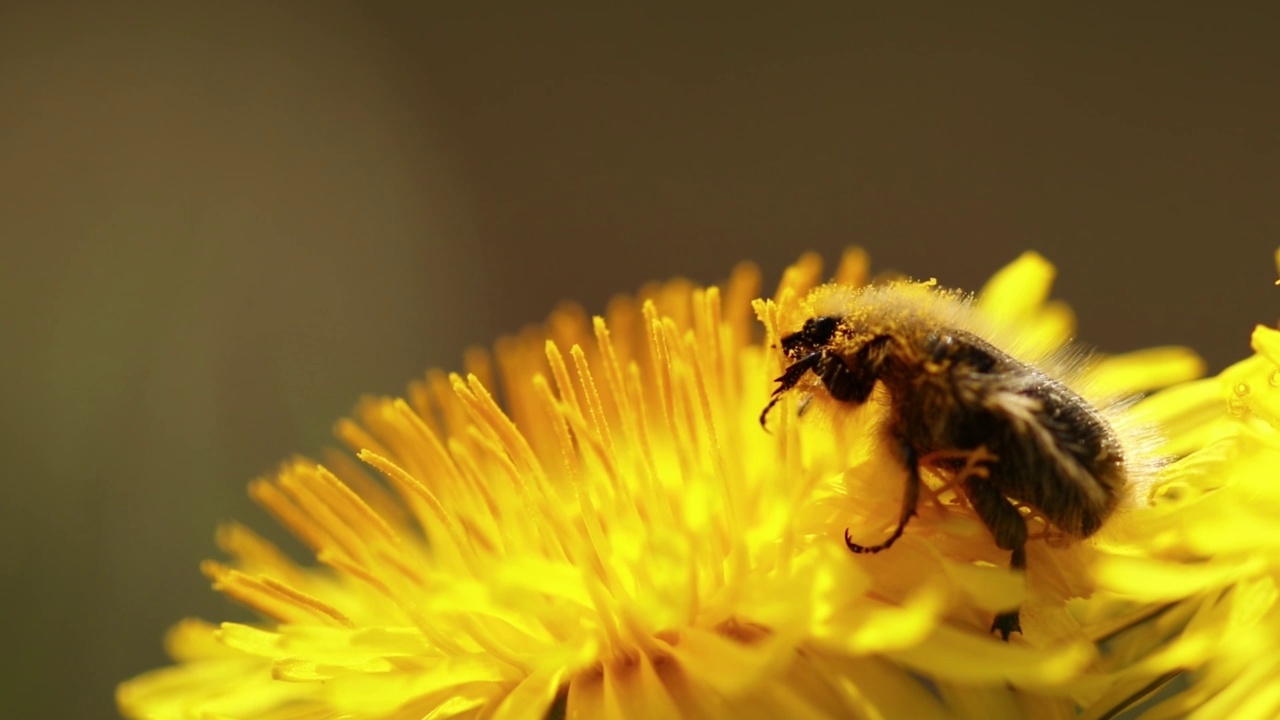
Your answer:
[119,250,1277,719]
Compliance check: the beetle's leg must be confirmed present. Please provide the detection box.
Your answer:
[818,335,890,404]
[846,443,921,554]
[759,351,823,427]
[961,475,1028,641]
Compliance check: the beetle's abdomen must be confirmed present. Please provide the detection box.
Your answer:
[901,332,1126,539]
[953,376,1124,538]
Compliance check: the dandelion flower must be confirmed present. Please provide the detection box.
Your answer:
[120,250,1271,719]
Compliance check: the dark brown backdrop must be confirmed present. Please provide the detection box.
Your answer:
[1,3,1276,718]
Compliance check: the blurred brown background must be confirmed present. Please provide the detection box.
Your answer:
[0,3,1276,718]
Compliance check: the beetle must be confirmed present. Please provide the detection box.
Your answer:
[760,285,1126,639]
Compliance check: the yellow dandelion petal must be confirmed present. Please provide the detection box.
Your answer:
[820,582,948,654]
[1092,554,1266,601]
[816,654,953,719]
[121,249,1280,719]
[1236,325,1280,425]
[1085,346,1207,399]
[975,250,1076,357]
[977,250,1055,319]
[886,621,1095,688]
